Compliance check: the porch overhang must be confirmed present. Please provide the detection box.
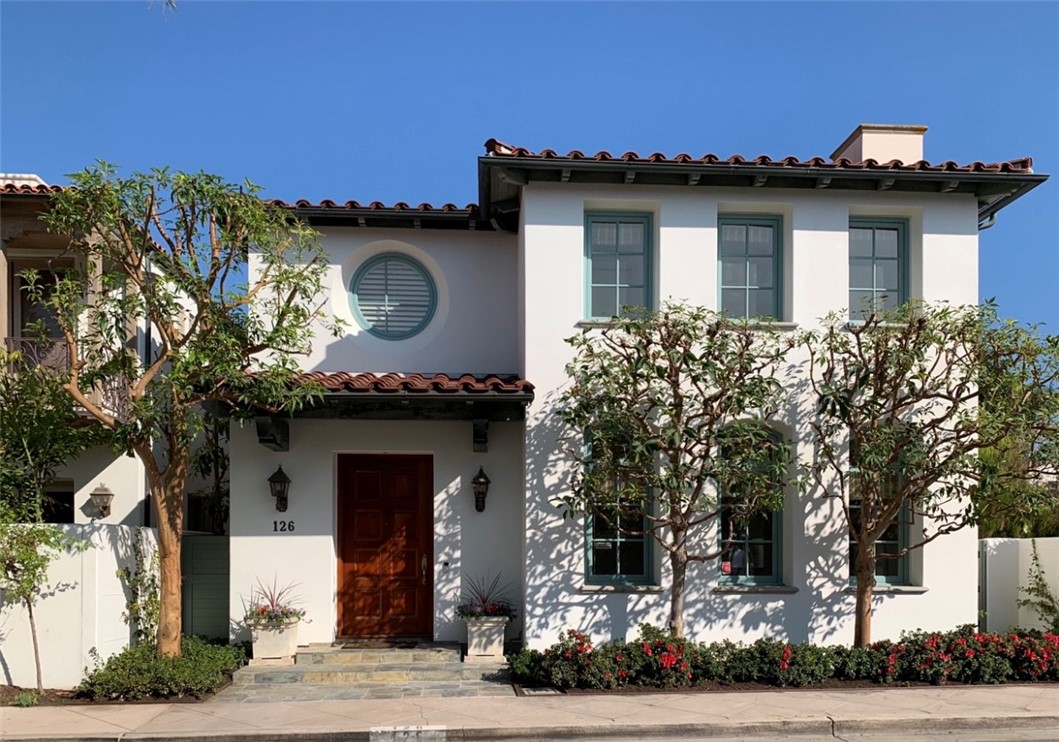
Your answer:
[244,372,534,451]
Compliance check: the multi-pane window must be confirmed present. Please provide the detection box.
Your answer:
[718,428,783,584]
[585,213,651,320]
[848,469,909,585]
[849,219,907,321]
[586,504,650,584]
[718,216,782,320]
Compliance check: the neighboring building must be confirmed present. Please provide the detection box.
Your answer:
[228,124,1047,649]
[0,175,148,526]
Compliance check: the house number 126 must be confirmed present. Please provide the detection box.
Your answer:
[273,520,295,532]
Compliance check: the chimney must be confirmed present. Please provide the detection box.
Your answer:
[0,173,48,187]
[830,124,928,164]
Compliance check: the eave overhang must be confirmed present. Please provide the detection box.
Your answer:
[477,156,1048,232]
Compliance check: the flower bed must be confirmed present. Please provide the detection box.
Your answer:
[509,624,1059,691]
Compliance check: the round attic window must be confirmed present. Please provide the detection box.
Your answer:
[350,253,437,340]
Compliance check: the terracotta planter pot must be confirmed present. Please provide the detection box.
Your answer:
[250,621,299,662]
[463,615,509,663]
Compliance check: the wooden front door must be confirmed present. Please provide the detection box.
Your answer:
[337,454,433,638]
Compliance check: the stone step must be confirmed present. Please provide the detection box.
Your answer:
[295,646,461,666]
[233,661,508,686]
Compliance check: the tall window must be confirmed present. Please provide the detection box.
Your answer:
[848,464,909,585]
[586,504,651,585]
[849,219,907,321]
[718,216,782,320]
[718,428,784,585]
[585,213,651,320]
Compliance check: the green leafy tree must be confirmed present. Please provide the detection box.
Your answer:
[0,505,89,691]
[39,164,340,656]
[556,304,797,637]
[977,439,1059,538]
[0,348,104,522]
[803,301,1059,647]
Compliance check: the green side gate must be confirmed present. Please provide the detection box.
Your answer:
[181,535,230,640]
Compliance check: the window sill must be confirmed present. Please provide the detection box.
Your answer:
[842,585,928,595]
[743,321,799,332]
[712,584,799,595]
[580,583,664,594]
[577,320,799,331]
[845,320,911,331]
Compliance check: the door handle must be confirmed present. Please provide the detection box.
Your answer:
[421,554,428,586]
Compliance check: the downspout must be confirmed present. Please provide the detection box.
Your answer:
[978,213,997,231]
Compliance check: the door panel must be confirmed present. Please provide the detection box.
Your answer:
[337,455,433,638]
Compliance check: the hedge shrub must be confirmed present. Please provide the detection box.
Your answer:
[79,636,246,700]
[509,623,1059,690]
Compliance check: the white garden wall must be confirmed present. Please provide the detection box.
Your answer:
[980,537,1059,632]
[0,525,156,689]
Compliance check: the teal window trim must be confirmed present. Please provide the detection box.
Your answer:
[717,214,784,321]
[848,476,910,586]
[717,428,784,586]
[584,212,653,320]
[349,253,437,340]
[584,505,654,586]
[848,217,909,321]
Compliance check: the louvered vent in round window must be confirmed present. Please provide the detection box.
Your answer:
[350,254,437,339]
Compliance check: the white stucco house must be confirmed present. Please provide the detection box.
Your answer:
[225,124,1047,649]
[2,124,1048,667]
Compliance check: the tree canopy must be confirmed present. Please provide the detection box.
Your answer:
[557,303,797,636]
[39,163,340,655]
[804,301,1059,646]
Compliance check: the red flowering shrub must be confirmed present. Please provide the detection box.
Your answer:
[626,624,693,688]
[506,624,1057,691]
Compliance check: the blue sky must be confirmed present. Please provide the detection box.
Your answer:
[2,1,1056,329]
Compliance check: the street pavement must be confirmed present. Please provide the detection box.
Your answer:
[2,683,1059,740]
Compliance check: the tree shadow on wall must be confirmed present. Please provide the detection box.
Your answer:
[521,367,880,648]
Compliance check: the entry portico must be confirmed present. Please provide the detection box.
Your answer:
[228,372,532,645]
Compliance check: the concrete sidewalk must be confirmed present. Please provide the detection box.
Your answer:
[3,684,1059,740]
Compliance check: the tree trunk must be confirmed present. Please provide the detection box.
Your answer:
[668,534,689,638]
[150,457,188,658]
[853,540,876,648]
[26,598,42,692]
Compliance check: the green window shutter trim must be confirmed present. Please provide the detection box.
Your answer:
[717,427,785,586]
[848,217,910,320]
[584,508,654,586]
[584,212,653,320]
[717,214,783,321]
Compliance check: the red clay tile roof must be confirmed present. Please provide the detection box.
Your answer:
[268,198,480,213]
[0,183,67,195]
[482,138,1035,174]
[0,184,482,215]
[291,372,533,395]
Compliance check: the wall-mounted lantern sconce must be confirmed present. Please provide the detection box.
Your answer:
[268,465,291,512]
[471,467,491,512]
[89,484,115,519]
